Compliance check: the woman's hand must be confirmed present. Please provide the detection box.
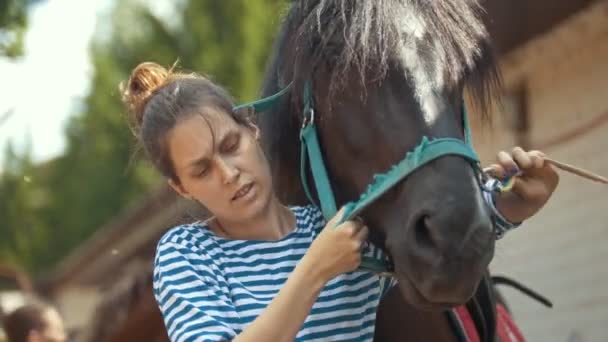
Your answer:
[486,147,559,223]
[301,208,368,284]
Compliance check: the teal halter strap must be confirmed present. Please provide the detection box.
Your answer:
[235,82,482,276]
[299,83,479,221]
[339,137,479,221]
[233,82,293,113]
[297,83,480,274]
[299,81,339,217]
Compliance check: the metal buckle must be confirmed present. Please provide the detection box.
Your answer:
[302,107,315,128]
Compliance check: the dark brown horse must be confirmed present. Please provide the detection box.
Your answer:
[257,0,507,341]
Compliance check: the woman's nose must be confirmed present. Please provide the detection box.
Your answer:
[217,158,240,185]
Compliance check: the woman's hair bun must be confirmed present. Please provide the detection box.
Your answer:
[120,62,172,133]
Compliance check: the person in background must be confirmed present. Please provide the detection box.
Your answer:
[1,301,66,342]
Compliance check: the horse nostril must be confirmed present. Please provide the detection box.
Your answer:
[414,215,436,249]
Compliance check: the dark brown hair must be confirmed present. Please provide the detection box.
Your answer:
[120,62,250,181]
[2,302,51,342]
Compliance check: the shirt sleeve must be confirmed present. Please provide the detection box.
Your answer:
[481,178,523,239]
[153,241,238,342]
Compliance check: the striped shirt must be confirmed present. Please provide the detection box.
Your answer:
[153,205,395,342]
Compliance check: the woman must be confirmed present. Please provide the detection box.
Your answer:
[120,62,558,342]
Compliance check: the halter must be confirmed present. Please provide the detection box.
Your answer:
[235,81,504,276]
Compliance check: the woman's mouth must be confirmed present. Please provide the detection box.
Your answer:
[232,182,254,201]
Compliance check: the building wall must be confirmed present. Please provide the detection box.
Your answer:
[471,4,608,341]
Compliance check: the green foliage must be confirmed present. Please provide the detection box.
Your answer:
[0,0,30,58]
[0,0,288,274]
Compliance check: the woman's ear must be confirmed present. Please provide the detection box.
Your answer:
[168,178,193,200]
[250,122,261,141]
[242,116,260,141]
[234,106,260,139]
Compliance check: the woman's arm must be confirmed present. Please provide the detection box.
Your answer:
[234,208,367,342]
[232,256,325,342]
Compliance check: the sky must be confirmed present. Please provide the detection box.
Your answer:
[0,0,114,167]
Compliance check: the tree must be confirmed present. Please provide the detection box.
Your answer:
[0,0,288,274]
[0,0,40,58]
[0,141,51,269]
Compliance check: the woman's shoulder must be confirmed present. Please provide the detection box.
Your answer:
[153,223,226,297]
[155,221,216,260]
[158,221,210,245]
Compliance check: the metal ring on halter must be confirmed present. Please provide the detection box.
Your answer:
[302,108,315,128]
[480,172,518,194]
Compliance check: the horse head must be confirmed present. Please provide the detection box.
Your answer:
[258,0,501,310]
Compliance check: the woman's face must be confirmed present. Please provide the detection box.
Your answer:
[167,108,273,223]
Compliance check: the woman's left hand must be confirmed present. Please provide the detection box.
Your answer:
[486,147,560,223]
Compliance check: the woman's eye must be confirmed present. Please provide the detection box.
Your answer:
[199,168,209,176]
[194,166,209,178]
[225,136,240,152]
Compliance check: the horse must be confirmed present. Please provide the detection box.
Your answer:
[254,0,509,341]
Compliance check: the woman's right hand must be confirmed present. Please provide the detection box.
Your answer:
[301,208,369,283]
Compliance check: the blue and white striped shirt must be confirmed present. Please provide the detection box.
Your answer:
[153,205,395,342]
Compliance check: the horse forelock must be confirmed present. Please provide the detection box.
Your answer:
[272,0,500,117]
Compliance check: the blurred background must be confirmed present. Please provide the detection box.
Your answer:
[0,0,606,341]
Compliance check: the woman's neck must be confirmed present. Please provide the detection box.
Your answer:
[211,196,295,241]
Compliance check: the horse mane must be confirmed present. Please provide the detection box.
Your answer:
[263,0,501,114]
